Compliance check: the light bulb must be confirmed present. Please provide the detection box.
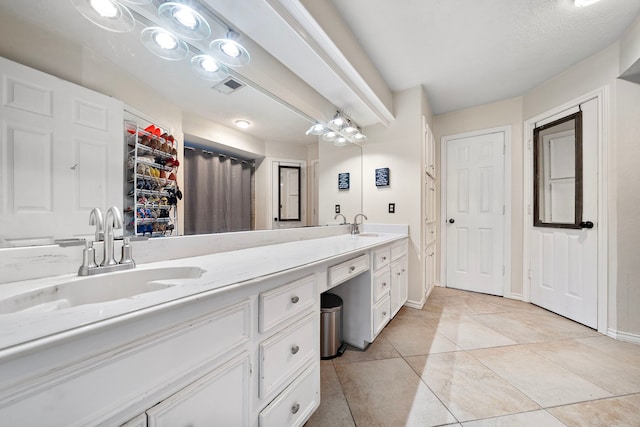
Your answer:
[344,125,357,135]
[574,0,601,6]
[235,120,251,129]
[154,31,178,50]
[174,6,197,29]
[200,56,219,72]
[90,0,118,17]
[322,131,338,141]
[221,41,241,58]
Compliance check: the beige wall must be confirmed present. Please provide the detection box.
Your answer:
[362,86,428,304]
[318,141,363,224]
[433,97,524,296]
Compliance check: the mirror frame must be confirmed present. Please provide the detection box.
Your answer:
[533,111,583,229]
[278,165,302,222]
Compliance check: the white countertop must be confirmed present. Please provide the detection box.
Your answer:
[0,232,406,355]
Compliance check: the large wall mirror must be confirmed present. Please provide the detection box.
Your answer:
[0,0,364,248]
[533,111,583,229]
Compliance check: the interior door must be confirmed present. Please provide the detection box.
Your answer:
[445,131,505,295]
[530,98,598,328]
[0,56,123,246]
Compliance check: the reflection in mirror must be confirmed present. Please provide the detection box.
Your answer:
[533,111,583,228]
[0,1,364,247]
[279,166,301,221]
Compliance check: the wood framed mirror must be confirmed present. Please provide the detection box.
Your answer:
[533,111,583,229]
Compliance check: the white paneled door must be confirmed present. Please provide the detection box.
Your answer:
[445,131,505,295]
[530,98,598,328]
[0,57,123,246]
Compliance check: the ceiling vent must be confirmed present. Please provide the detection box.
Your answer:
[212,77,245,94]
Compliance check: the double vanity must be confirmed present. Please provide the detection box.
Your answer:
[0,226,408,426]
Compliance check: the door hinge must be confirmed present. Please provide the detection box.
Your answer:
[527,204,532,215]
[527,269,532,279]
[527,139,532,150]
[249,363,253,375]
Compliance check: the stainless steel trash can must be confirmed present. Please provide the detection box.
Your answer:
[321,293,345,359]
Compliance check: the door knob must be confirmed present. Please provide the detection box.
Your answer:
[580,221,594,229]
[448,218,455,224]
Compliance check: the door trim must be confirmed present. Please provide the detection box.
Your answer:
[440,125,512,296]
[522,87,609,334]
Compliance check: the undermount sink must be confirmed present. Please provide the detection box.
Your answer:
[0,266,204,315]
[356,233,381,238]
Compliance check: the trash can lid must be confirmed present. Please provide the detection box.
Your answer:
[321,293,343,309]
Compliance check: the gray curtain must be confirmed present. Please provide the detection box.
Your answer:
[184,149,253,235]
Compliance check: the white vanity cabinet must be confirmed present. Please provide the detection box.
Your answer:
[331,237,409,349]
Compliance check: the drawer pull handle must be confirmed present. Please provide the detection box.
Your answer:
[382,282,387,287]
[349,266,355,272]
[382,256,387,261]
[291,296,300,304]
[291,403,300,414]
[397,272,401,276]
[402,269,406,273]
[382,311,387,317]
[291,345,300,355]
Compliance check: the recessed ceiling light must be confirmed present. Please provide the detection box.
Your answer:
[141,27,189,60]
[90,0,118,18]
[574,0,601,6]
[235,120,251,129]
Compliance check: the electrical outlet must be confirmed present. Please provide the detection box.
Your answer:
[389,203,395,213]
[335,204,340,214]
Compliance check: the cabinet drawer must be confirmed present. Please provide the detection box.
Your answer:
[372,247,391,271]
[373,269,390,302]
[259,363,319,427]
[260,313,316,398]
[328,254,369,288]
[259,274,317,333]
[391,241,408,261]
[372,294,391,337]
[147,352,250,427]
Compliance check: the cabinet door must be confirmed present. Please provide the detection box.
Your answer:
[425,244,436,294]
[147,352,250,427]
[121,414,146,427]
[390,258,408,317]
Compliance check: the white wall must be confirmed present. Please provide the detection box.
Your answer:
[433,97,524,296]
[362,86,427,305]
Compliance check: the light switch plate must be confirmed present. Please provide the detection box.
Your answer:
[389,203,395,213]
[335,204,340,213]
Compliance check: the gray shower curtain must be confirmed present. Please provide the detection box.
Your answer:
[184,149,253,235]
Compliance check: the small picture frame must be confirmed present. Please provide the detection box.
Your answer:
[375,168,390,187]
[338,172,350,190]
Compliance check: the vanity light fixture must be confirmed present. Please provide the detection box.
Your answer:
[141,26,189,60]
[191,54,228,81]
[118,0,152,4]
[308,111,367,145]
[574,0,601,6]
[158,2,211,40]
[210,30,251,67]
[235,120,251,129]
[72,0,136,32]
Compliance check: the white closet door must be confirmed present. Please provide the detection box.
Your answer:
[0,57,123,246]
[445,131,505,295]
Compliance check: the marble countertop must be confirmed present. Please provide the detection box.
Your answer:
[0,232,406,355]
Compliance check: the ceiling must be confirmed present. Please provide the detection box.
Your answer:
[331,0,640,114]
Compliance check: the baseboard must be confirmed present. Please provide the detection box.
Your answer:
[405,297,425,310]
[607,329,640,344]
[405,284,436,310]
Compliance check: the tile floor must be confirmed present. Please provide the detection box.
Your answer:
[305,286,640,427]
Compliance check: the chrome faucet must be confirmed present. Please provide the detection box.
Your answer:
[102,206,123,266]
[351,213,368,235]
[334,213,347,225]
[79,206,135,276]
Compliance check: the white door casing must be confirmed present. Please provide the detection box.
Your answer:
[270,159,306,229]
[528,98,599,329]
[442,128,509,296]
